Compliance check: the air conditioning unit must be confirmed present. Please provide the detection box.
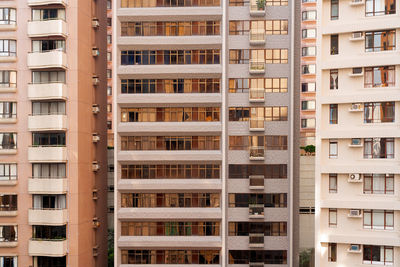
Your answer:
[352,32,363,39]
[348,173,361,181]
[348,244,361,252]
[92,104,100,114]
[350,103,362,111]
[92,18,100,28]
[92,76,100,86]
[92,48,99,57]
[351,138,361,146]
[352,0,362,3]
[349,209,361,217]
[92,217,100,228]
[352,67,363,74]
[92,189,98,200]
[92,246,99,257]
[92,161,100,172]
[92,133,100,143]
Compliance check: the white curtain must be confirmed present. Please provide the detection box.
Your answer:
[56,195,66,209]
[372,210,384,229]
[386,140,394,158]
[33,195,42,209]
[373,174,385,193]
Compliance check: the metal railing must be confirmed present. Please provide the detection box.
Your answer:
[250,146,264,158]
[249,88,265,100]
[249,60,265,72]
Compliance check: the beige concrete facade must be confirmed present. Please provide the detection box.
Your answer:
[114,0,299,266]
[316,1,400,266]
[0,0,108,266]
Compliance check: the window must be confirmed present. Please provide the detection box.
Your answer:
[122,164,220,179]
[0,133,16,149]
[363,210,394,230]
[331,0,338,20]
[107,121,112,130]
[302,29,316,39]
[301,118,315,128]
[0,102,16,118]
[365,30,396,52]
[0,71,16,88]
[121,250,220,264]
[229,78,287,93]
[32,101,65,115]
[121,50,220,65]
[32,40,65,53]
[229,107,288,121]
[229,222,287,236]
[229,164,287,179]
[364,66,395,87]
[302,64,316,74]
[122,21,220,36]
[365,0,396,16]
[32,9,65,21]
[107,52,112,61]
[0,8,16,25]
[121,0,221,7]
[107,69,112,78]
[33,194,66,209]
[107,86,112,95]
[302,83,316,92]
[33,225,66,240]
[107,35,112,44]
[228,250,287,264]
[32,133,65,147]
[0,256,17,267]
[330,69,338,89]
[229,193,287,208]
[107,18,112,27]
[302,10,316,21]
[328,243,337,262]
[364,174,394,194]
[0,226,17,242]
[229,49,288,64]
[0,40,16,56]
[0,195,17,211]
[329,104,338,124]
[228,136,287,150]
[302,46,316,56]
[37,256,66,267]
[107,104,112,113]
[329,140,338,158]
[32,71,65,84]
[0,164,16,181]
[107,0,111,9]
[363,246,393,265]
[301,101,315,111]
[121,107,220,122]
[329,174,338,193]
[364,102,395,123]
[229,20,288,35]
[32,163,66,178]
[364,138,394,158]
[329,209,337,227]
[121,193,220,208]
[122,221,220,236]
[121,136,220,151]
[330,35,338,55]
[121,79,220,94]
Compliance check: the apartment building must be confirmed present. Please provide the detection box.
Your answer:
[316,0,400,266]
[0,0,108,266]
[113,0,300,266]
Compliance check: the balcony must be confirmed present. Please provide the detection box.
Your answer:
[249,204,264,219]
[249,146,264,160]
[249,262,265,267]
[249,29,266,45]
[0,84,16,93]
[28,115,67,131]
[0,24,16,32]
[249,88,265,102]
[249,118,265,131]
[29,239,67,256]
[0,177,17,186]
[28,209,68,225]
[28,83,67,100]
[28,178,67,194]
[249,60,265,74]
[27,0,68,6]
[250,0,266,16]
[0,115,17,124]
[28,146,67,162]
[249,175,265,190]
[27,20,67,37]
[27,50,67,69]
[249,233,264,248]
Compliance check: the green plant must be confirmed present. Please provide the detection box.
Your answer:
[108,229,114,267]
[256,0,266,10]
[299,248,314,267]
[300,145,315,155]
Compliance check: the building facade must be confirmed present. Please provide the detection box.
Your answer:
[0,0,108,266]
[316,0,400,266]
[113,0,300,266]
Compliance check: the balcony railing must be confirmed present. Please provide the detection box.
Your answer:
[249,233,264,247]
[249,204,264,219]
[249,146,264,160]
[249,175,265,189]
[249,88,265,102]
[249,60,265,74]
[249,29,266,45]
